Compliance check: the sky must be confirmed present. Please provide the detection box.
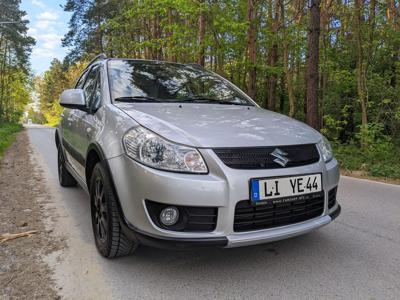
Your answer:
[21,0,71,75]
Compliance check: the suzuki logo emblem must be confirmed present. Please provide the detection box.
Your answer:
[270,148,290,167]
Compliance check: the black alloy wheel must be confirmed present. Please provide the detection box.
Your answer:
[93,176,108,243]
[90,162,137,257]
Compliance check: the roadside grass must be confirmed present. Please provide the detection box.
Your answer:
[0,123,22,159]
[333,143,400,180]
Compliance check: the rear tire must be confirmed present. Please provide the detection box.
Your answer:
[90,162,137,258]
[57,145,77,187]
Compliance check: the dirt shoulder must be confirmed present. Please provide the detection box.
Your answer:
[0,129,65,299]
[340,169,400,185]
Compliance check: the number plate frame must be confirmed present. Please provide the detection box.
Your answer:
[249,173,323,203]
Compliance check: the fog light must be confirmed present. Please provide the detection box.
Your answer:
[159,207,179,226]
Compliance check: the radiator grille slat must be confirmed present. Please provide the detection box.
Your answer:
[213,144,320,169]
[234,192,324,232]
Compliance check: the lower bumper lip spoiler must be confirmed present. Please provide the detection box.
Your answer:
[226,205,341,248]
[120,205,341,250]
[119,217,228,250]
[132,232,228,250]
[329,204,341,221]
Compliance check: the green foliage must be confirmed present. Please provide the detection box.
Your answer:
[37,59,87,126]
[356,123,390,149]
[334,142,400,179]
[0,0,35,123]
[0,123,21,159]
[333,123,400,179]
[60,0,400,143]
[55,0,400,180]
[321,112,347,140]
[42,101,64,127]
[26,108,45,124]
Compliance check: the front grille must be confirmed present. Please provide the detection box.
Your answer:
[213,144,319,169]
[145,200,217,232]
[234,192,324,232]
[328,187,337,209]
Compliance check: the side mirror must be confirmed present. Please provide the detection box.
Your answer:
[60,89,86,110]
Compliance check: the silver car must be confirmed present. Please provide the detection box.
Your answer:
[56,55,341,258]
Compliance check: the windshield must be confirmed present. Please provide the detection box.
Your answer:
[108,60,253,105]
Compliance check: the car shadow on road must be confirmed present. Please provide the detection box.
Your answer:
[105,229,344,285]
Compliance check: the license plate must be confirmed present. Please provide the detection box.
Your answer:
[250,173,322,202]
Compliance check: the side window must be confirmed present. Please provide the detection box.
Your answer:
[75,70,88,89]
[90,74,101,111]
[82,66,101,110]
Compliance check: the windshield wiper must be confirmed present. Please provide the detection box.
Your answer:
[114,96,162,103]
[180,97,252,106]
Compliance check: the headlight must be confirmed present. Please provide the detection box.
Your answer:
[123,126,208,173]
[318,136,333,162]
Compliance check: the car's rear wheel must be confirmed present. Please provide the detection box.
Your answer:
[90,162,137,258]
[57,146,77,187]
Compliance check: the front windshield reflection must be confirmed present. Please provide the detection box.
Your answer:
[108,60,252,105]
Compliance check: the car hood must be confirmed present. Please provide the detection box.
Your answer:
[115,103,322,148]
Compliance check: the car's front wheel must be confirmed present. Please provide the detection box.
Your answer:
[90,162,137,258]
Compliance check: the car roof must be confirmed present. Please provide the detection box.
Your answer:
[106,58,201,68]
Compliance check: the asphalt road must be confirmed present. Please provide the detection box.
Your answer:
[27,127,400,299]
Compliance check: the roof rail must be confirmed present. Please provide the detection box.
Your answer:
[186,62,202,67]
[87,53,107,68]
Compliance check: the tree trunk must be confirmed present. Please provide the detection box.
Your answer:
[354,0,368,127]
[198,8,206,66]
[306,0,321,130]
[167,8,177,62]
[154,12,162,60]
[368,0,376,59]
[281,2,296,117]
[284,39,296,117]
[388,0,399,87]
[246,0,257,100]
[267,45,277,110]
[319,0,332,128]
[267,0,280,111]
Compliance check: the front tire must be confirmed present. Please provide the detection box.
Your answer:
[57,145,77,187]
[90,162,137,258]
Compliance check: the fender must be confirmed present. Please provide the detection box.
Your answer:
[55,128,68,159]
[86,142,134,237]
[85,142,108,186]
[86,142,107,162]
[55,128,61,148]
[85,143,122,199]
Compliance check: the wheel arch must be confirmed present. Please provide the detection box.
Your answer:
[85,143,135,242]
[55,128,61,148]
[85,143,106,191]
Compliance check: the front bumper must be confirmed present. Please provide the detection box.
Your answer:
[108,148,340,248]
[120,205,341,249]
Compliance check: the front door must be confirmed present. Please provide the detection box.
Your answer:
[63,65,100,180]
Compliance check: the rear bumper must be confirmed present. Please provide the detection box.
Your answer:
[120,204,341,250]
